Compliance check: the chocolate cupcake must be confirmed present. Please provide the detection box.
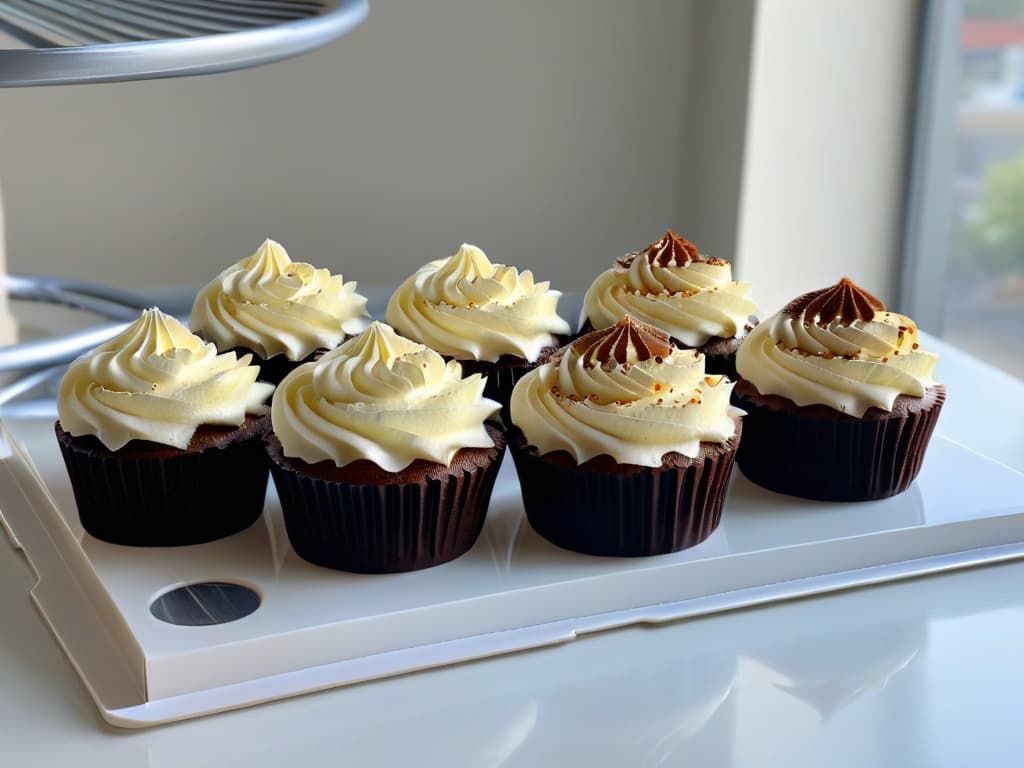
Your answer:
[508,317,743,557]
[267,322,505,573]
[56,308,275,546]
[580,229,758,377]
[191,238,370,384]
[385,243,571,413]
[734,277,945,502]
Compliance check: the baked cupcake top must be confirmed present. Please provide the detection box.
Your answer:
[582,229,758,347]
[58,308,274,451]
[510,316,741,467]
[272,322,500,472]
[191,238,370,362]
[735,277,939,417]
[385,243,571,363]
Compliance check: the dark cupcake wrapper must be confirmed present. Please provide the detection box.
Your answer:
[456,340,567,423]
[734,386,946,502]
[226,347,326,386]
[268,433,507,574]
[458,358,533,420]
[56,425,270,547]
[507,426,740,557]
[702,353,738,380]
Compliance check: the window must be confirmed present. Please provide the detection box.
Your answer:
[903,0,1024,379]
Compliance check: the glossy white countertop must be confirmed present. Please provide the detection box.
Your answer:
[1,311,1022,765]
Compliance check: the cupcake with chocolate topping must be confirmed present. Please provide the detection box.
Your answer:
[581,229,758,377]
[267,322,505,573]
[191,238,370,384]
[385,243,571,412]
[734,277,945,501]
[55,308,275,546]
[508,316,743,557]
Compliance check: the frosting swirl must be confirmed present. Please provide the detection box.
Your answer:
[582,229,758,347]
[58,308,274,451]
[191,238,370,362]
[272,322,500,472]
[736,278,939,417]
[385,244,571,362]
[510,316,741,467]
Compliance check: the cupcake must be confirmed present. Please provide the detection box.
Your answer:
[733,277,945,501]
[266,321,505,573]
[191,238,370,384]
[55,308,276,546]
[508,316,743,557]
[580,229,758,377]
[385,243,571,411]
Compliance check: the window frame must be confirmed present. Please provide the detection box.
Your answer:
[899,0,963,333]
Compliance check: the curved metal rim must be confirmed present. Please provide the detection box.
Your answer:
[0,0,368,87]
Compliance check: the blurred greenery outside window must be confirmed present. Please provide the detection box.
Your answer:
[948,0,1024,377]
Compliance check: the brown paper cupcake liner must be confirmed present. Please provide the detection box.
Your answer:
[55,424,270,546]
[507,425,740,557]
[734,384,946,502]
[267,430,506,573]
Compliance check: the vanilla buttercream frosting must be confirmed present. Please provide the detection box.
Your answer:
[582,230,758,347]
[385,244,571,363]
[510,316,741,467]
[58,308,274,451]
[272,322,500,472]
[191,238,370,362]
[735,278,939,417]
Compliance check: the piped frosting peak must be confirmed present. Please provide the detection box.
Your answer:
[617,229,701,270]
[190,238,370,362]
[271,322,500,471]
[572,316,673,367]
[736,278,939,417]
[782,277,885,327]
[510,320,740,466]
[585,229,757,347]
[58,308,274,451]
[385,243,570,362]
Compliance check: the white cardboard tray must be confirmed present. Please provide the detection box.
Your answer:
[1,411,1023,728]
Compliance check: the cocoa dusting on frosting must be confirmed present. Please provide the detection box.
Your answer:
[615,229,701,270]
[572,316,673,367]
[782,277,885,327]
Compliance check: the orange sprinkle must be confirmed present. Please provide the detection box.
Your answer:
[912,342,919,349]
[882,357,889,363]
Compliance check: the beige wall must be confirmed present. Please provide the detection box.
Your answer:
[677,0,756,264]
[736,0,921,314]
[0,1,702,293]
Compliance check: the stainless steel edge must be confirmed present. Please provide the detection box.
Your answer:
[0,0,368,86]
